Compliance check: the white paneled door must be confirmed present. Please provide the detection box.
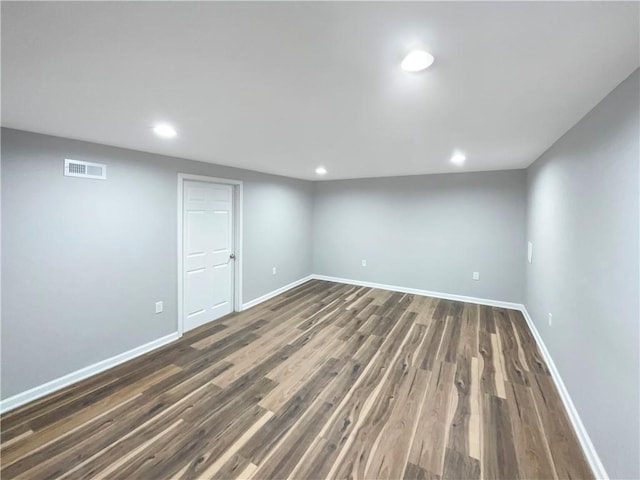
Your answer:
[183,181,234,332]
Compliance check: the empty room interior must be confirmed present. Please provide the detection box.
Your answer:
[1,2,639,479]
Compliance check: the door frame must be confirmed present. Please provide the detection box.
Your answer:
[177,173,244,335]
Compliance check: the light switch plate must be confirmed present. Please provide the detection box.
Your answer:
[528,241,533,263]
[155,301,163,314]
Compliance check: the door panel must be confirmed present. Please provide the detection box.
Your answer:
[211,211,230,263]
[212,265,231,306]
[185,268,208,319]
[186,211,208,255]
[183,181,234,332]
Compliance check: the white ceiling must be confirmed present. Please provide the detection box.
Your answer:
[2,1,638,181]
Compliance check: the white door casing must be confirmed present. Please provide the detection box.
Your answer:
[183,180,234,331]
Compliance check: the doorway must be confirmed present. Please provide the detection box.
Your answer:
[178,174,243,333]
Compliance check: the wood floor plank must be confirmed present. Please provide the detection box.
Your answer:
[494,308,529,386]
[482,394,520,480]
[478,330,498,396]
[490,332,508,398]
[191,410,273,480]
[0,280,593,480]
[264,323,341,381]
[260,329,343,411]
[211,453,253,480]
[1,387,146,465]
[510,318,531,373]
[290,350,382,478]
[432,299,452,321]
[468,356,482,461]
[479,304,496,333]
[408,295,436,326]
[5,382,221,479]
[529,372,592,479]
[404,461,441,480]
[0,372,121,437]
[442,447,481,480]
[364,364,430,479]
[419,317,447,371]
[115,403,270,480]
[408,361,457,476]
[447,353,473,456]
[187,319,265,352]
[239,358,344,466]
[458,303,479,358]
[338,302,377,341]
[506,382,557,480]
[211,324,304,388]
[328,321,420,480]
[335,321,427,480]
[292,316,415,480]
[440,312,462,363]
[312,337,387,423]
[509,309,551,376]
[249,398,335,479]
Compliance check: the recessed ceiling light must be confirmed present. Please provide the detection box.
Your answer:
[401,50,435,72]
[315,166,327,175]
[153,123,177,138]
[451,152,466,166]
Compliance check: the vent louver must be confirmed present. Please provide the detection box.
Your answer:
[64,159,107,180]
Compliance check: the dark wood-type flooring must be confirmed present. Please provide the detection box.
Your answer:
[1,280,593,479]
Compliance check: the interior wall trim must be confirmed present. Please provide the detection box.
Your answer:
[310,274,523,310]
[241,275,314,310]
[519,307,609,480]
[0,331,181,415]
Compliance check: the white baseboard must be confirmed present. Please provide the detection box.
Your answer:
[0,331,181,415]
[310,274,523,310]
[519,307,608,480]
[241,275,314,310]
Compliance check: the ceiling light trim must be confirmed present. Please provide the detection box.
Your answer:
[401,49,435,72]
[451,152,466,166]
[153,123,177,138]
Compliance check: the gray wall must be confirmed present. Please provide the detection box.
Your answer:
[313,170,527,303]
[525,70,639,480]
[3,64,638,480]
[1,128,313,399]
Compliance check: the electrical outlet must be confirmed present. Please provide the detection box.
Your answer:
[548,313,553,326]
[155,301,163,314]
[472,272,480,281]
[361,259,367,267]
[272,267,277,275]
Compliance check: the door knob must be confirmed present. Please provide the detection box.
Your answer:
[229,253,236,260]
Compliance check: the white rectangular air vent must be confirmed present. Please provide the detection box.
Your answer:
[64,159,107,180]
